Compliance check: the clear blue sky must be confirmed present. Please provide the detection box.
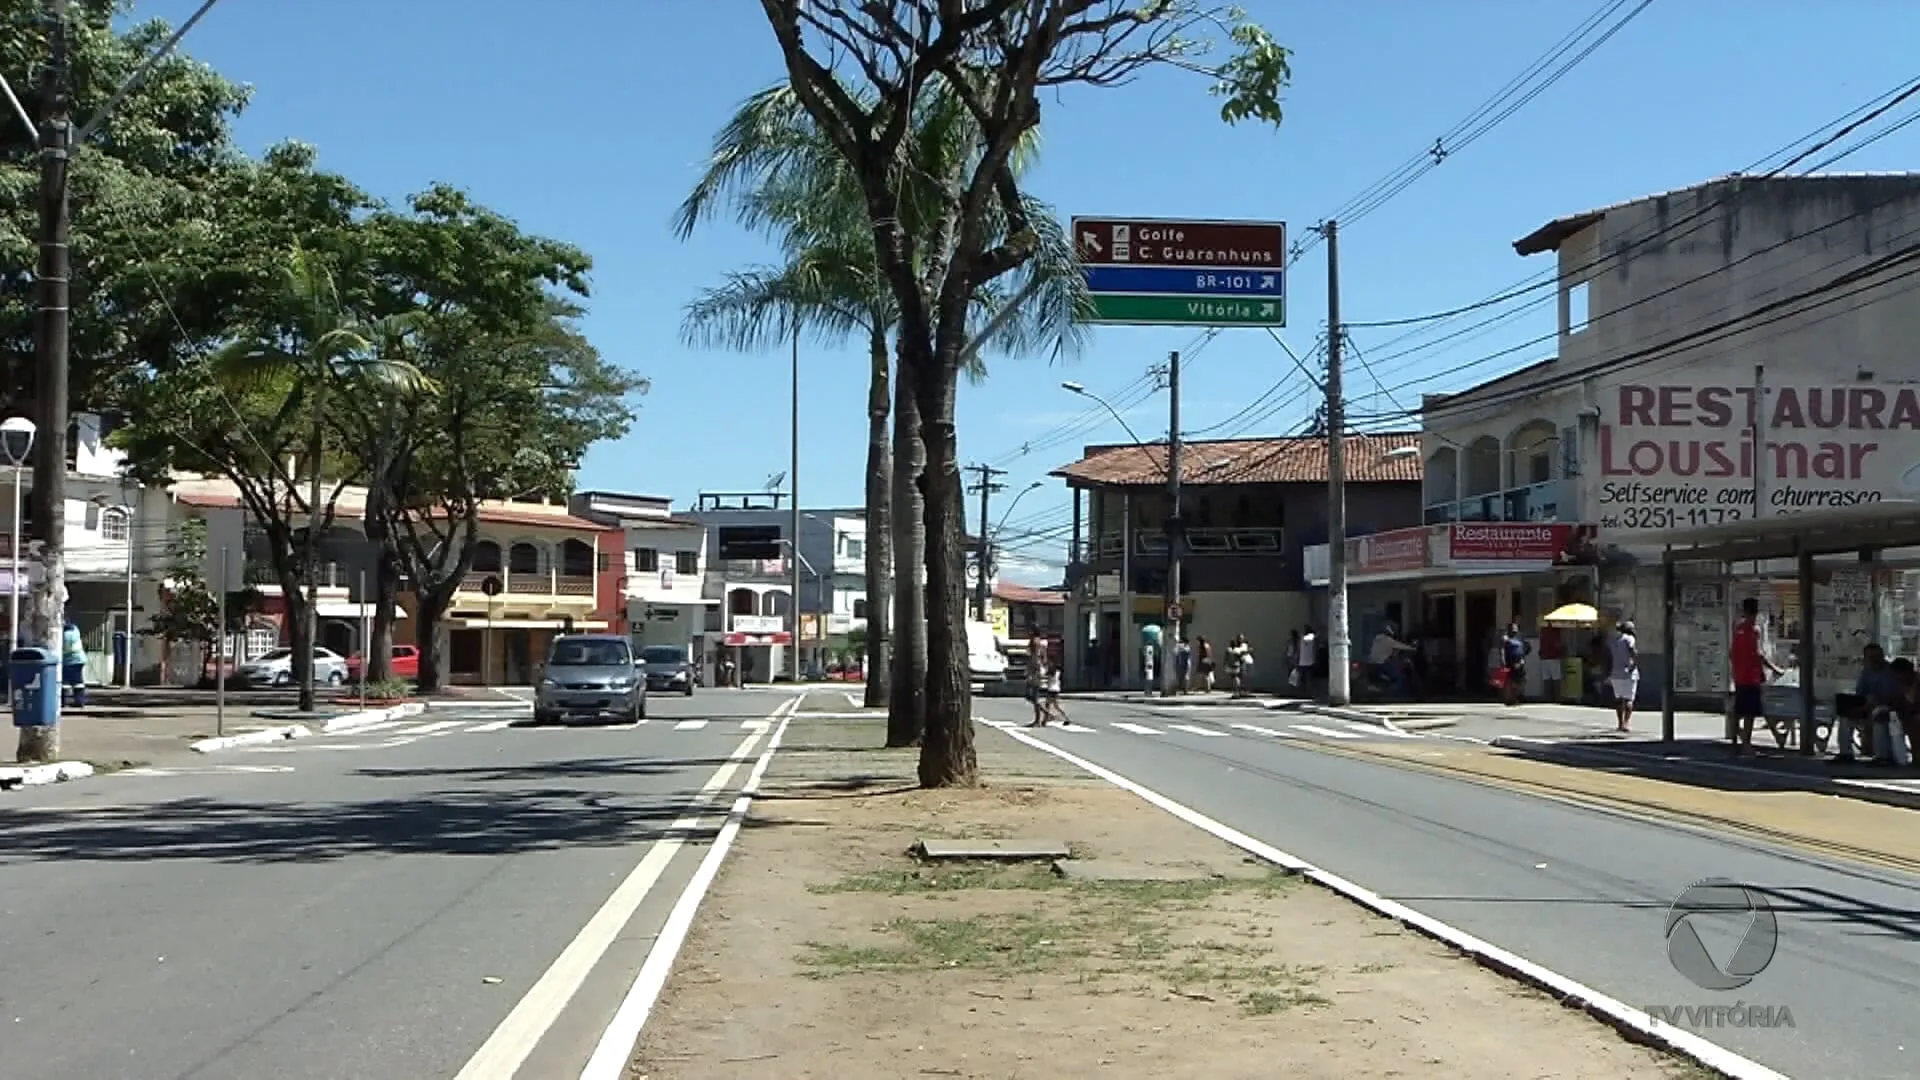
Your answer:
[147,0,1920,582]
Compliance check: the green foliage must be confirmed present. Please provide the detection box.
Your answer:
[142,516,259,654]
[363,676,411,700]
[0,0,258,409]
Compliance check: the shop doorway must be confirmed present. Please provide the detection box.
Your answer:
[1464,590,1498,691]
[1421,592,1458,693]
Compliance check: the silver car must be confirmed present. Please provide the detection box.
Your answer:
[640,644,696,695]
[238,647,348,688]
[533,634,645,724]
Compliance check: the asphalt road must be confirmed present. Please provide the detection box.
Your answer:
[0,687,795,1080]
[983,695,1920,1080]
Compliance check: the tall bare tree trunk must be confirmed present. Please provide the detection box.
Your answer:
[887,347,926,748]
[913,359,975,788]
[862,328,892,709]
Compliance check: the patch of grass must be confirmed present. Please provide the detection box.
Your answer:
[801,912,1095,976]
[1351,960,1396,974]
[1242,984,1330,1016]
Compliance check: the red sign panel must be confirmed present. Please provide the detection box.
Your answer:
[1072,217,1286,268]
[1449,523,1599,564]
[1347,527,1431,575]
[723,632,793,647]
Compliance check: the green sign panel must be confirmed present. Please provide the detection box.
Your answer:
[1084,294,1285,327]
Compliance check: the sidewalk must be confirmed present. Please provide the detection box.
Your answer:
[630,713,1713,1079]
[1487,734,1920,811]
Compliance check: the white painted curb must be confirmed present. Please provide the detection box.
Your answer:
[320,701,426,733]
[0,760,96,788]
[190,724,311,753]
[991,724,1789,1080]
[576,695,804,1080]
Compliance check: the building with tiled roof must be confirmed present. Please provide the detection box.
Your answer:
[1047,432,1424,694]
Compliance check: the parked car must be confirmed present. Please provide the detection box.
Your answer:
[966,620,1008,683]
[639,644,696,695]
[238,647,349,688]
[346,644,420,683]
[533,634,645,724]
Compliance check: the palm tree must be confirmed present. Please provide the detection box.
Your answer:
[677,79,1086,745]
[211,244,432,710]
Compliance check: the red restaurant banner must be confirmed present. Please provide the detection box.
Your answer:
[1347,527,1431,575]
[1449,523,1598,564]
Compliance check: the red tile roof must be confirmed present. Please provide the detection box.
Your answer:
[994,582,1066,606]
[1052,433,1423,489]
[173,491,612,531]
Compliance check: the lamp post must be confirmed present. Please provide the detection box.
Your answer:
[1,417,35,646]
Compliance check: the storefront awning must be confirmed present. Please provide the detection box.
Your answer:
[450,618,609,630]
[1655,501,1920,564]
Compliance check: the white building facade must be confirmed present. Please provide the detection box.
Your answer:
[572,490,715,661]
[1410,173,1920,703]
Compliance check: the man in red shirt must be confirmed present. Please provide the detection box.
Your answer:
[1730,597,1781,755]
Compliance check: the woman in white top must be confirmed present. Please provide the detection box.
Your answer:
[1608,621,1640,733]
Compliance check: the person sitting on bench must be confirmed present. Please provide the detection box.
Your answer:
[1835,644,1900,763]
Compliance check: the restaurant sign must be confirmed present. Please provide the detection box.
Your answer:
[1596,379,1920,533]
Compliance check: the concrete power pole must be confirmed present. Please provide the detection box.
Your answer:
[965,463,1006,621]
[21,0,71,764]
[1161,351,1183,697]
[1324,220,1352,707]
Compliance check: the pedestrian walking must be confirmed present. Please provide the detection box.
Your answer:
[1498,622,1529,706]
[1294,625,1317,696]
[1729,597,1780,756]
[1194,636,1215,692]
[1228,634,1254,697]
[1608,620,1640,733]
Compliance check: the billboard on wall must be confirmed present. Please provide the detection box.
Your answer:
[1595,378,1920,534]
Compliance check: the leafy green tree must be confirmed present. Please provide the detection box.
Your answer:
[342,186,640,693]
[0,0,254,410]
[754,0,1289,786]
[143,516,260,685]
[678,79,1085,747]
[117,241,430,712]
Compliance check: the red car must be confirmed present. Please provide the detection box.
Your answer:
[347,644,420,683]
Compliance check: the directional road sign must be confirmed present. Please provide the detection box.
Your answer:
[1072,216,1287,328]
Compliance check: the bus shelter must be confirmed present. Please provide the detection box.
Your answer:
[1655,502,1920,751]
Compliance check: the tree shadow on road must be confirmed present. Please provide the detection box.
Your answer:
[0,757,794,865]
[350,756,744,782]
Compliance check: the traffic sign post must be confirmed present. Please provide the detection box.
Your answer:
[1073,217,1287,328]
[1166,602,1182,623]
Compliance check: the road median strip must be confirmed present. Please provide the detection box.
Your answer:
[188,701,428,754]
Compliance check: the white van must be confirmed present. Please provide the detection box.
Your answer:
[966,620,1008,682]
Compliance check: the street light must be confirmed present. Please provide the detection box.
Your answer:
[779,538,826,675]
[1,416,35,645]
[1061,381,1154,448]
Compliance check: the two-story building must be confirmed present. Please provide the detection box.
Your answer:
[1053,433,1423,691]
[684,492,874,683]
[572,490,715,659]
[992,581,1066,644]
[171,479,624,684]
[1377,173,1920,704]
[2,412,173,685]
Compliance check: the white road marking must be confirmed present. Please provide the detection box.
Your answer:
[1354,722,1421,739]
[741,719,770,732]
[843,692,863,708]
[1167,723,1230,738]
[673,719,708,731]
[1054,721,1097,733]
[468,719,515,733]
[578,701,799,1080]
[1231,722,1301,739]
[338,719,404,735]
[393,720,463,736]
[454,698,799,1080]
[795,710,880,719]
[115,764,295,777]
[1111,722,1162,736]
[985,725,1788,1080]
[1295,724,1364,740]
[980,718,1019,729]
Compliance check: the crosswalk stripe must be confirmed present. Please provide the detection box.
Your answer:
[1353,722,1418,738]
[1166,723,1230,738]
[1054,721,1096,733]
[741,719,770,732]
[394,720,463,736]
[1111,722,1162,736]
[469,719,515,733]
[342,720,405,735]
[1294,723,1363,740]
[1231,722,1301,739]
[673,719,708,731]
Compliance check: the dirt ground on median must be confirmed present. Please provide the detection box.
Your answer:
[630,718,1711,1080]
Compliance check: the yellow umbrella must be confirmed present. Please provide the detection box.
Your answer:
[1542,602,1599,628]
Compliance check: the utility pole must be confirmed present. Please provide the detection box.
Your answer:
[789,325,801,683]
[20,0,71,765]
[1324,220,1352,707]
[1161,351,1183,697]
[965,463,1007,621]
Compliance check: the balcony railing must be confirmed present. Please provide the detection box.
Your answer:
[460,570,596,597]
[1424,479,1569,525]
[717,557,790,579]
[1090,527,1284,559]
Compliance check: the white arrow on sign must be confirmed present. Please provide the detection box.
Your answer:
[1259,303,1276,316]
[1260,274,1276,288]
[1080,231,1103,255]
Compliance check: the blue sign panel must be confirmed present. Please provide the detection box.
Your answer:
[1083,265,1284,298]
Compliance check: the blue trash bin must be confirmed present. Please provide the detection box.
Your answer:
[10,647,58,728]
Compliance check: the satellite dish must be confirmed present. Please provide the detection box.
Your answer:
[764,471,787,493]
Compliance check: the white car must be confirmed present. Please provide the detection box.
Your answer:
[239,647,349,688]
